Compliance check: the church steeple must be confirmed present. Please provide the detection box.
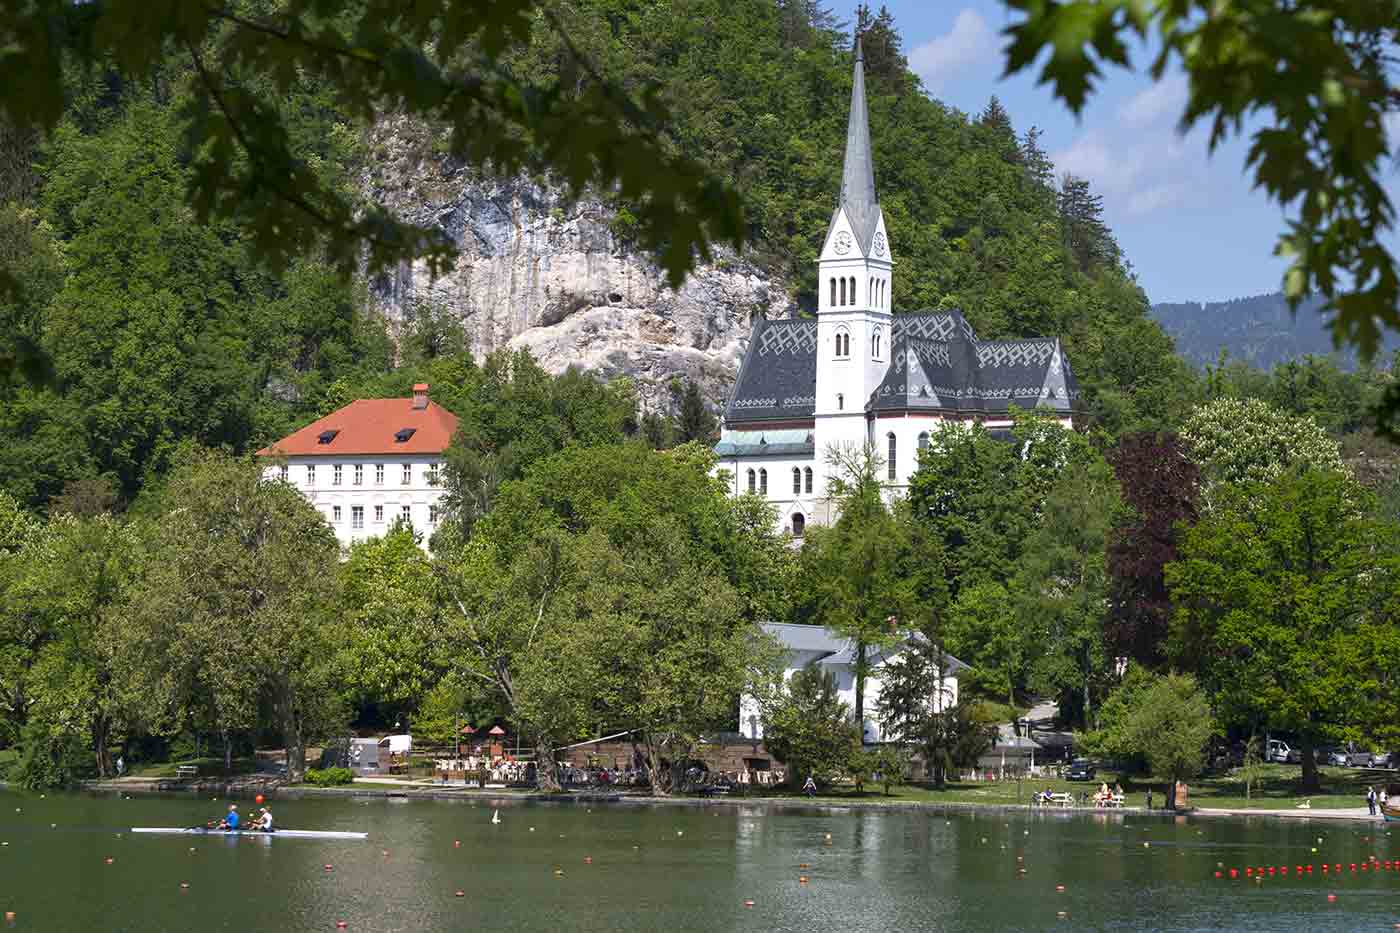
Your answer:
[839,37,879,252]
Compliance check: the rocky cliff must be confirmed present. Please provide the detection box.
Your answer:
[360,117,795,412]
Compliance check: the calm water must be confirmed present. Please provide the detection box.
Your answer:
[0,790,1398,931]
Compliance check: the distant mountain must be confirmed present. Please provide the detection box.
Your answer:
[1151,292,1400,370]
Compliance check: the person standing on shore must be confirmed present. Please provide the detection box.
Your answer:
[1146,787,1153,810]
[803,775,817,798]
[1367,786,1377,816]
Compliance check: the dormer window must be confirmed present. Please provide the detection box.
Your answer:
[394,428,416,443]
[317,429,338,445]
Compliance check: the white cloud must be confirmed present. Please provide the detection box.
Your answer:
[1051,131,1146,195]
[1126,183,1191,216]
[1117,75,1187,129]
[908,9,997,92]
[1052,124,1210,218]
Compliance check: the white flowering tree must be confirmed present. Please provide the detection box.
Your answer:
[1181,398,1346,506]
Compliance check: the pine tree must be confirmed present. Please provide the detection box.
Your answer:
[1058,173,1117,274]
[676,379,717,444]
[855,5,907,88]
[1019,126,1056,193]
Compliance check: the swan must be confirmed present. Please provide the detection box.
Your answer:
[491,809,501,824]
[1296,799,1311,809]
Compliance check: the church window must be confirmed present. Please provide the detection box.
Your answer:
[918,431,930,451]
[839,278,846,306]
[747,469,756,493]
[849,276,856,305]
[835,328,849,358]
[872,327,882,360]
[792,467,801,494]
[837,393,844,411]
[829,278,836,307]
[792,513,806,538]
[804,467,813,493]
[887,432,897,481]
[759,469,768,495]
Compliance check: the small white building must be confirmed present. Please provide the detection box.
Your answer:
[740,622,967,744]
[257,383,458,550]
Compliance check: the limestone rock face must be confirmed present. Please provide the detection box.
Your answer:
[361,117,795,411]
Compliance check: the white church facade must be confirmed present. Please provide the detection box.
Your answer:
[713,39,1079,539]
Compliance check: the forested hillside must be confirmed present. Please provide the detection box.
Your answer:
[2,0,1187,512]
[1153,292,1400,370]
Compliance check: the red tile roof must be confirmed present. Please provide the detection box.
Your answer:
[257,397,459,457]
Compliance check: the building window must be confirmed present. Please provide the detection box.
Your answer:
[375,463,385,485]
[918,431,930,451]
[306,464,316,485]
[804,467,813,493]
[887,432,897,481]
[401,505,411,523]
[792,513,805,538]
[829,277,836,307]
[427,465,439,487]
[351,506,364,530]
[872,327,882,359]
[332,505,342,524]
[332,464,343,486]
[792,467,801,495]
[278,465,288,483]
[747,469,756,493]
[402,464,412,485]
[849,276,856,305]
[837,393,844,411]
[353,464,364,486]
[429,505,439,525]
[374,505,384,523]
[839,277,846,306]
[835,329,849,358]
[759,469,768,495]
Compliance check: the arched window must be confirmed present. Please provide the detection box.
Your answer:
[918,431,930,451]
[804,467,813,493]
[829,277,836,307]
[835,328,849,358]
[837,393,844,411]
[839,278,846,306]
[792,467,801,494]
[759,469,768,495]
[849,276,857,305]
[791,513,806,538]
[872,327,882,360]
[887,432,897,481]
[747,468,756,493]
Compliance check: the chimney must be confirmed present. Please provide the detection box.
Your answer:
[412,383,429,410]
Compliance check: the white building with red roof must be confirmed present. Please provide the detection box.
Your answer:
[257,383,458,549]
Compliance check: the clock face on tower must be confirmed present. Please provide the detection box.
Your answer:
[873,231,886,256]
[833,231,853,255]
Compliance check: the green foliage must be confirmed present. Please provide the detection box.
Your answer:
[0,0,743,287]
[1079,668,1215,782]
[877,637,996,787]
[759,664,859,788]
[13,717,90,790]
[1001,1,1400,429]
[304,766,354,787]
[1166,467,1397,790]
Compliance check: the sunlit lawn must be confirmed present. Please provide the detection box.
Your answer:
[739,764,1389,811]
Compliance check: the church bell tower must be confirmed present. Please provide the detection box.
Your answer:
[813,37,894,455]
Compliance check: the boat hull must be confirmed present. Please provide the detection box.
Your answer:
[131,827,368,840]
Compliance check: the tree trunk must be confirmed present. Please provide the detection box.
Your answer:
[642,737,670,797]
[93,714,110,779]
[222,729,232,774]
[534,734,560,792]
[1300,732,1319,793]
[855,639,867,744]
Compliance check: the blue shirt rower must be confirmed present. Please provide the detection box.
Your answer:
[217,804,240,830]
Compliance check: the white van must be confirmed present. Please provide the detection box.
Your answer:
[1267,739,1300,764]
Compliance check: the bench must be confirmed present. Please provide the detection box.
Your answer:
[1033,793,1074,808]
[175,765,198,778]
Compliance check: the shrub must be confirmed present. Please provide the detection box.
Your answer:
[304,767,353,787]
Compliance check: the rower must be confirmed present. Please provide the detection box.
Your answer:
[217,804,240,830]
[253,807,274,833]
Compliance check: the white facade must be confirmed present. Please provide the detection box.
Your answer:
[740,623,963,744]
[263,453,447,550]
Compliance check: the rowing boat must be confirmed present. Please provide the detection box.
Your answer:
[131,827,368,840]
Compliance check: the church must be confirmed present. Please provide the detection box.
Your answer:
[713,39,1079,537]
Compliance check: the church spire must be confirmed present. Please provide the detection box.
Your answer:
[839,36,879,251]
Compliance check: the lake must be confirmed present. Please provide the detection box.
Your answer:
[0,790,1397,931]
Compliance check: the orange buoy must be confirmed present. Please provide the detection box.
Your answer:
[1057,911,1068,919]
[336,923,347,929]
[4,912,14,922]
[179,883,189,890]
[324,864,333,872]
[743,900,755,908]
[105,857,113,864]
[453,840,461,848]
[799,876,808,884]
[455,891,465,898]
[382,850,389,857]
[1230,869,1238,878]
[1055,885,1064,892]
[1214,871,1222,879]
[1327,894,1337,903]
[799,863,809,869]
[255,794,264,805]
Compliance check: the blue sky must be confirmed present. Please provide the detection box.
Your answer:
[834,1,1400,306]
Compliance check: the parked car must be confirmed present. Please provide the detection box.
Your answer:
[1266,739,1296,764]
[1066,759,1097,781]
[1370,751,1395,769]
[1344,748,1373,768]
[1317,747,1349,767]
